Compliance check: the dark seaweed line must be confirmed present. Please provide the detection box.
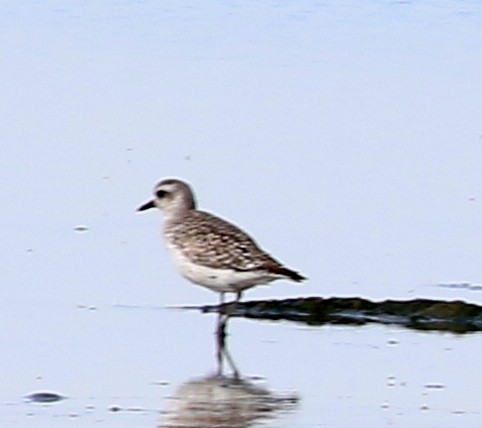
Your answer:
[203,297,482,334]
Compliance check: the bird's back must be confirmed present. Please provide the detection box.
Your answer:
[165,210,276,272]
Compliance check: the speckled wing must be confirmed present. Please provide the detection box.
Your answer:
[167,211,281,271]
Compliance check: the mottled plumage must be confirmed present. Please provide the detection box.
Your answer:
[138,178,305,302]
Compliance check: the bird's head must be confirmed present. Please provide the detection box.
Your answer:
[137,178,196,219]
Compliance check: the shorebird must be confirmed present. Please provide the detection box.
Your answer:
[137,178,306,305]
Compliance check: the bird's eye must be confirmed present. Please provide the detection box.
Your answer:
[156,190,168,198]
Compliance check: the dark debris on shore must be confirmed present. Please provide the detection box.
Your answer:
[201,297,482,334]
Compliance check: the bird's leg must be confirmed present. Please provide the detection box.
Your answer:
[217,289,242,338]
[218,291,228,327]
[218,291,227,317]
[215,291,244,378]
[222,340,240,379]
[215,303,241,379]
[215,311,225,376]
[235,290,243,303]
[215,292,226,376]
[224,290,242,319]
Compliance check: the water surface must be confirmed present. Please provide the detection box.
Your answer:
[1,1,482,426]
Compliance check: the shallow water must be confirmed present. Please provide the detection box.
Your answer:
[3,304,482,427]
[2,0,482,426]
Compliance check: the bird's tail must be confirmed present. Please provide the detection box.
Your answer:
[264,262,306,282]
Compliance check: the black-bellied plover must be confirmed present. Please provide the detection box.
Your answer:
[137,178,306,305]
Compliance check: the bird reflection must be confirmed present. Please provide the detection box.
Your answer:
[159,310,298,428]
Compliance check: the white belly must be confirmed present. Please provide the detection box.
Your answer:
[167,245,279,294]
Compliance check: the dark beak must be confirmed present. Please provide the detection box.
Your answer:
[137,200,156,212]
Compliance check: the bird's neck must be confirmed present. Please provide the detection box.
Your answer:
[163,206,193,225]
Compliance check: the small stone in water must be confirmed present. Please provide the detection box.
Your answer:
[26,391,65,403]
[424,383,445,390]
[380,401,390,409]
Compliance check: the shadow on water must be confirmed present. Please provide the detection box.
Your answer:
[159,311,299,428]
[199,296,482,334]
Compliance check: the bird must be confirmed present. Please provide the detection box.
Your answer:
[137,178,306,306]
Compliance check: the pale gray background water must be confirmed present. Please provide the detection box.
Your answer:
[1,1,482,427]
